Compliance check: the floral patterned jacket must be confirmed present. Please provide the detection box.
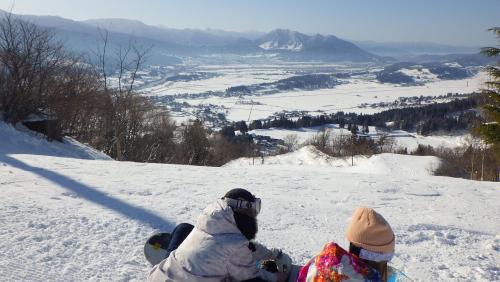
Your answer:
[295,242,411,282]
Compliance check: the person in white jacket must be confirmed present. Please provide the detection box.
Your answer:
[148,188,290,282]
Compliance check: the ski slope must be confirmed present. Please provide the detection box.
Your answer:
[0,123,499,282]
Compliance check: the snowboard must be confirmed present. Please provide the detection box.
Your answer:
[144,232,171,266]
[388,266,414,282]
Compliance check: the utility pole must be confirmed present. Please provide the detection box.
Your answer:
[351,134,355,166]
[247,100,254,122]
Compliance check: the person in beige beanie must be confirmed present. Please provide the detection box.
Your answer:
[294,207,408,282]
[346,207,396,282]
[346,207,395,253]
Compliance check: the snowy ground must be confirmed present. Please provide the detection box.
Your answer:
[1,124,499,282]
[249,124,471,151]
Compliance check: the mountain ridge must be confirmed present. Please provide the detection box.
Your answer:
[1,10,482,63]
[0,10,378,62]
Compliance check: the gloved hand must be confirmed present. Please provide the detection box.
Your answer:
[270,248,292,273]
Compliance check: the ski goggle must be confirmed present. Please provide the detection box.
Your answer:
[223,197,262,216]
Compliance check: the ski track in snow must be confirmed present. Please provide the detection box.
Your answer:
[0,124,499,281]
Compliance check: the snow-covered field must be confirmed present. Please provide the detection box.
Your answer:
[1,123,499,282]
[139,62,486,123]
[186,73,484,121]
[142,65,294,96]
[249,125,471,151]
[141,62,358,97]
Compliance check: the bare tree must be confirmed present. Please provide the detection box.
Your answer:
[308,128,331,153]
[178,120,210,165]
[0,12,66,123]
[283,134,300,152]
[376,133,396,153]
[97,28,109,92]
[92,29,153,160]
[0,12,180,163]
[46,57,105,138]
[465,135,478,180]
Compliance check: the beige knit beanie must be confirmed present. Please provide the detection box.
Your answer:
[345,207,395,253]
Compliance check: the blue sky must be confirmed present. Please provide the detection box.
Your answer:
[1,0,498,46]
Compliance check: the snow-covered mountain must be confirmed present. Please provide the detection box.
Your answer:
[257,29,377,61]
[258,29,308,51]
[3,9,490,64]
[1,123,499,281]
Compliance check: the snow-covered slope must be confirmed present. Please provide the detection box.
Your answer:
[225,146,440,178]
[0,126,499,281]
[225,146,346,167]
[0,122,111,160]
[348,153,441,177]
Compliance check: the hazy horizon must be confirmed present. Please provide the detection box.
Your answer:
[0,0,498,46]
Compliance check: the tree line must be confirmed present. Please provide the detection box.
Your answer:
[245,95,481,135]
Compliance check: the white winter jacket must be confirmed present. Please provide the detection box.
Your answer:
[147,199,277,282]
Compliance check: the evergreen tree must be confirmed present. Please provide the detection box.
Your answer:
[339,118,346,128]
[220,125,236,139]
[363,124,369,134]
[235,121,248,133]
[350,124,359,135]
[478,27,500,159]
[249,120,262,130]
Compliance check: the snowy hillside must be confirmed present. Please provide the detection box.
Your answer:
[226,146,350,167]
[249,124,471,151]
[0,125,499,281]
[0,122,111,160]
[398,67,439,83]
[377,62,471,85]
[225,146,441,177]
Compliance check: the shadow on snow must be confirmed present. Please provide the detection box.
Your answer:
[0,155,173,231]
